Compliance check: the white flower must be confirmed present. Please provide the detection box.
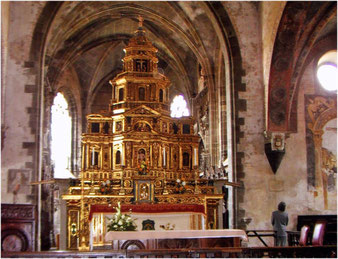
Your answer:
[176,179,181,183]
[118,220,123,225]
[182,181,186,186]
[121,215,125,219]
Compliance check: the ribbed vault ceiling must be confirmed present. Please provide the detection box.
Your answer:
[45,1,219,114]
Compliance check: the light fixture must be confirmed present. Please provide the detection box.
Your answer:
[316,50,337,91]
[316,62,337,91]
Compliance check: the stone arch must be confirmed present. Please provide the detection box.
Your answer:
[121,240,145,250]
[267,1,336,132]
[206,2,247,228]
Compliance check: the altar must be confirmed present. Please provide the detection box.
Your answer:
[105,229,248,250]
[62,18,230,251]
[89,203,207,249]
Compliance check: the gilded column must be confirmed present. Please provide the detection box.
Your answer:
[150,144,152,167]
[179,146,182,169]
[110,144,113,169]
[81,144,86,170]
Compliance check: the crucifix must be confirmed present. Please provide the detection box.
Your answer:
[137,59,147,72]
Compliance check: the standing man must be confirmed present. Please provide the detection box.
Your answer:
[271,201,289,246]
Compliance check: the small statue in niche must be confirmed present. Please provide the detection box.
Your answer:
[162,123,167,133]
[138,149,148,175]
[135,122,150,132]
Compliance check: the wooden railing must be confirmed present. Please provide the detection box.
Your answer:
[246,230,276,247]
[2,245,336,258]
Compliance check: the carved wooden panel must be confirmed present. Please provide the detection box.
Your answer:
[67,208,79,250]
[1,204,36,251]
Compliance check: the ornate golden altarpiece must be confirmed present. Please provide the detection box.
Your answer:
[63,17,223,251]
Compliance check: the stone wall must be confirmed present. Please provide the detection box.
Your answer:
[1,2,45,204]
[222,2,269,234]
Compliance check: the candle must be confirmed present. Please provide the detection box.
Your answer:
[194,148,197,166]
[92,147,95,165]
[121,148,124,166]
[163,147,166,167]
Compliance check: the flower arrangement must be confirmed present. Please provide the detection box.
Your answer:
[174,179,186,194]
[100,179,112,194]
[138,160,148,175]
[107,202,137,231]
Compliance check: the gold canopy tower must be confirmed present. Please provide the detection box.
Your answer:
[63,17,223,251]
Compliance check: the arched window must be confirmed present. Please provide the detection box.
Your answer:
[316,50,337,91]
[159,89,163,102]
[139,87,145,101]
[170,95,190,118]
[116,150,121,164]
[51,93,74,178]
[119,88,124,101]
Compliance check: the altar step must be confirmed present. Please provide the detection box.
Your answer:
[2,245,336,258]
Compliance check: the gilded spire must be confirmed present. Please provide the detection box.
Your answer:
[138,15,144,28]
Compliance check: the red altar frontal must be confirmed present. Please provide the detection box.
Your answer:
[89,203,205,220]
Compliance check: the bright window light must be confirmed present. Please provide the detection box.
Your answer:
[51,93,75,179]
[317,50,337,92]
[170,95,190,118]
[316,63,337,91]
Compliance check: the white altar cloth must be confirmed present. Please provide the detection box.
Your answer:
[105,229,248,242]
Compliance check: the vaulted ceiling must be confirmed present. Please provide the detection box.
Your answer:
[44,2,221,115]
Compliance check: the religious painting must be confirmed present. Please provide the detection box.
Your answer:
[7,169,30,200]
[305,95,337,209]
[115,121,122,132]
[134,180,154,203]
